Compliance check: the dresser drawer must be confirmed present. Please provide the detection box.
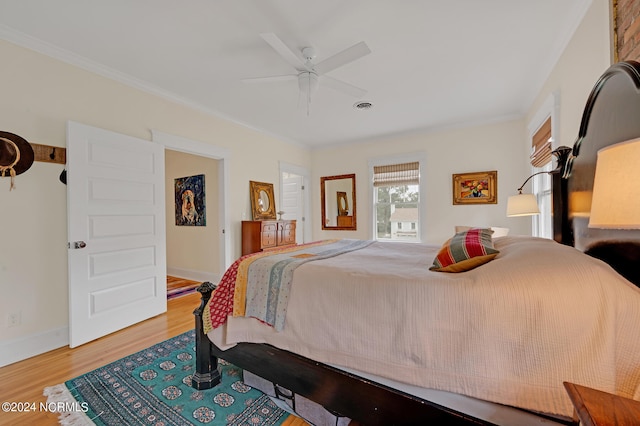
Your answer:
[278,221,296,245]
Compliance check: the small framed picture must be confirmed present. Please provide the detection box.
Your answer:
[175,174,206,226]
[452,170,497,205]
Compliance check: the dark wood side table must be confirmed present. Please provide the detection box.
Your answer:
[564,382,640,425]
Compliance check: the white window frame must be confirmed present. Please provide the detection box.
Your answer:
[532,162,553,238]
[368,153,427,242]
[527,92,559,238]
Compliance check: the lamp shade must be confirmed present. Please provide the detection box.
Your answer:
[589,138,640,229]
[507,193,540,217]
[569,191,593,218]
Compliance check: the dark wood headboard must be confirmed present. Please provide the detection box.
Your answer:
[553,61,640,286]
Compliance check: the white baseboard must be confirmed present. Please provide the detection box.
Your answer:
[0,326,69,367]
[166,267,220,284]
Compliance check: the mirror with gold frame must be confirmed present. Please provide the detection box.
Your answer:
[250,180,276,220]
[321,174,356,230]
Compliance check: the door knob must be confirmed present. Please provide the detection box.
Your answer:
[72,241,87,249]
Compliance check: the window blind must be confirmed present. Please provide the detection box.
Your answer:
[531,118,552,167]
[373,161,419,187]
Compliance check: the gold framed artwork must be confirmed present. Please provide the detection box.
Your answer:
[249,180,276,220]
[452,170,497,205]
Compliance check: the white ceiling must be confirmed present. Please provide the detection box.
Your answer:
[0,0,588,148]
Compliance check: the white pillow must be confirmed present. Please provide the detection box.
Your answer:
[490,227,509,238]
[454,226,509,238]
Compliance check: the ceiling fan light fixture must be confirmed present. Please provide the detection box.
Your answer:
[251,34,371,115]
[298,72,319,115]
[301,47,316,62]
[298,72,319,95]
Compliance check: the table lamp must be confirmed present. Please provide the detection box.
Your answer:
[589,138,640,229]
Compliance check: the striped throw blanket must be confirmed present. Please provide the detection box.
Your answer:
[205,239,374,333]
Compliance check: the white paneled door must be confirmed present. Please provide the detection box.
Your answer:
[67,121,166,348]
[281,172,304,244]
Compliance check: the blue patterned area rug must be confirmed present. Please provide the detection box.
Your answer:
[44,330,309,426]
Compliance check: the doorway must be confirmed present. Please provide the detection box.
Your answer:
[165,149,222,287]
[153,130,232,270]
[280,162,310,244]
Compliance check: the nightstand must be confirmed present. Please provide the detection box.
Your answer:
[563,382,640,425]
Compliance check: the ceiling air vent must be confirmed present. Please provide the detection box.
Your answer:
[353,101,373,110]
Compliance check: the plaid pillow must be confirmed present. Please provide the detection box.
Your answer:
[430,228,499,272]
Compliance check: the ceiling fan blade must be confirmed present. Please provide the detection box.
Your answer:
[242,74,298,83]
[314,41,371,75]
[260,33,307,70]
[322,75,368,98]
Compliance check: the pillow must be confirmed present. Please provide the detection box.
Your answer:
[490,227,509,238]
[454,225,473,233]
[430,228,499,272]
[454,225,509,238]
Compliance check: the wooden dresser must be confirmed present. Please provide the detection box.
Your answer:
[337,215,354,227]
[242,220,296,256]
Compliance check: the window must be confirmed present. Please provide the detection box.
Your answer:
[372,160,420,242]
[532,162,553,238]
[531,117,553,239]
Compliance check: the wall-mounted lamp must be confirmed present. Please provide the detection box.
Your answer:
[589,138,640,229]
[506,146,572,218]
[506,171,549,217]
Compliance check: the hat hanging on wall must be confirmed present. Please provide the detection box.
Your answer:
[0,131,35,190]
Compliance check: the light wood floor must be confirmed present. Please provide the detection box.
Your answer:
[167,275,200,292]
[0,291,201,426]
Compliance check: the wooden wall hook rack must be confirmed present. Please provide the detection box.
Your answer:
[30,143,66,165]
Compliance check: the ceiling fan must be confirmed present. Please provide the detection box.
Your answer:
[243,33,371,115]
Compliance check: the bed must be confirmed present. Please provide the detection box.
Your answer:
[191,61,640,426]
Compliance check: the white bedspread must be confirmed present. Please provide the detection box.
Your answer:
[208,236,640,417]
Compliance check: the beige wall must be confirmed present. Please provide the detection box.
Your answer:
[526,0,612,150]
[311,119,530,245]
[165,150,220,281]
[0,38,310,364]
